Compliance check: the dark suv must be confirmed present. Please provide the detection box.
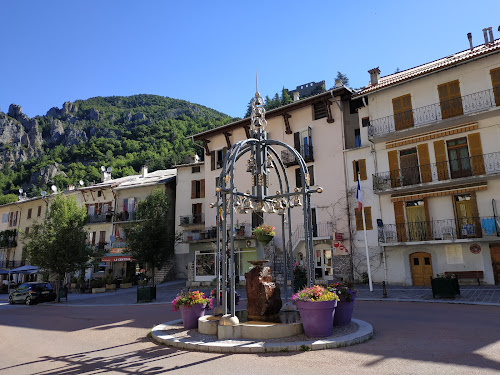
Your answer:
[9,282,56,305]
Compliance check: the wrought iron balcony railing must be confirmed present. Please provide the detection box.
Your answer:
[183,223,252,242]
[368,88,498,137]
[373,151,500,192]
[291,221,333,246]
[87,214,111,224]
[379,216,500,244]
[114,211,137,222]
[179,213,205,226]
[281,145,314,166]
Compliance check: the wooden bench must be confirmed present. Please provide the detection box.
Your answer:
[445,271,484,285]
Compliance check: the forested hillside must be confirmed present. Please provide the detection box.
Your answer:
[0,94,233,202]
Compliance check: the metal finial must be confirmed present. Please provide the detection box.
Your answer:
[250,72,266,133]
[255,71,260,98]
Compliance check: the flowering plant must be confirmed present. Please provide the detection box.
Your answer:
[327,282,357,302]
[171,290,212,312]
[291,285,339,303]
[252,224,276,237]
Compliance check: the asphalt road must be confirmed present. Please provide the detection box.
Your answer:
[0,301,499,375]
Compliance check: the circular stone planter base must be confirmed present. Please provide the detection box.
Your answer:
[151,318,373,353]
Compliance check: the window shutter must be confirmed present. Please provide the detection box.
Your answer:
[393,94,413,130]
[358,159,367,180]
[388,150,400,187]
[490,67,500,106]
[364,207,373,230]
[191,180,196,199]
[417,143,432,183]
[293,132,300,151]
[200,179,205,198]
[438,80,463,119]
[295,168,301,188]
[423,198,432,240]
[394,201,407,242]
[308,126,312,147]
[433,140,449,180]
[468,133,485,175]
[210,151,215,171]
[353,160,358,182]
[308,165,315,186]
[354,208,363,231]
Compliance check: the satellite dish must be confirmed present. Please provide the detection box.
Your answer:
[41,191,47,197]
[107,167,112,173]
[51,185,58,193]
[79,180,84,186]
[101,166,106,172]
[19,188,23,194]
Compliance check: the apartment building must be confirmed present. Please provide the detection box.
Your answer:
[177,84,359,285]
[354,32,500,285]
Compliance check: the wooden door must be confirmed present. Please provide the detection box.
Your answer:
[410,252,433,286]
[400,148,420,186]
[406,204,427,241]
[456,199,476,237]
[490,244,500,285]
[447,138,472,179]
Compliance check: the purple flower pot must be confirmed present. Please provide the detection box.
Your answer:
[296,300,337,337]
[179,304,206,329]
[333,292,356,326]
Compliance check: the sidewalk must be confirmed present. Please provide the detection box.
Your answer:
[1,280,499,306]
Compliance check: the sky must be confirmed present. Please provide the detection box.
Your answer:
[1,1,500,119]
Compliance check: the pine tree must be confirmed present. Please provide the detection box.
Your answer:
[336,72,349,87]
[281,87,292,105]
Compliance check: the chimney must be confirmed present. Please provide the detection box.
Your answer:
[335,78,344,88]
[292,91,300,102]
[467,32,473,50]
[482,27,493,44]
[368,67,381,85]
[141,165,148,178]
[68,184,75,191]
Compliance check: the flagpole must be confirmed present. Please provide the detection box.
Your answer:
[358,172,373,292]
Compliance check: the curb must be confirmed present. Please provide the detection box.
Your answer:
[357,297,500,307]
[151,318,373,353]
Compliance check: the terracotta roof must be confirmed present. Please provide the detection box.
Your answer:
[354,39,500,97]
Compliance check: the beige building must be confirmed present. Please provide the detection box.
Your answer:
[177,83,360,285]
[354,32,500,285]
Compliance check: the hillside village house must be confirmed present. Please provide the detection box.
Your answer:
[352,31,500,286]
[175,82,361,286]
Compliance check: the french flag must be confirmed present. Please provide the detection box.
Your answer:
[356,179,363,210]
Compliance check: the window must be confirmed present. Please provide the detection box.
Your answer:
[91,231,96,245]
[361,117,370,127]
[1,213,8,223]
[252,211,263,229]
[354,207,373,230]
[454,193,480,239]
[97,191,102,197]
[295,165,315,188]
[392,94,414,130]
[447,137,472,179]
[8,211,17,227]
[352,159,367,181]
[99,231,106,246]
[215,177,220,194]
[211,148,227,170]
[354,129,361,148]
[27,208,32,219]
[399,148,420,186]
[192,203,203,224]
[37,206,41,217]
[25,227,29,235]
[191,179,205,199]
[313,101,327,120]
[491,67,500,107]
[438,80,463,119]
[192,166,201,173]
[293,127,313,160]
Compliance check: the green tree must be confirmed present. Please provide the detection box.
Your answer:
[0,194,18,205]
[336,71,349,87]
[23,195,97,302]
[281,87,292,106]
[125,189,174,286]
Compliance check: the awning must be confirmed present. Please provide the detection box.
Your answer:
[101,256,133,262]
[9,265,39,274]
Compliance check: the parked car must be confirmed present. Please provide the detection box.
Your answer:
[8,282,56,305]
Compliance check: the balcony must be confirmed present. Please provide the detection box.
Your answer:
[281,145,314,167]
[368,89,498,138]
[114,211,136,222]
[179,214,205,227]
[183,223,253,243]
[290,222,333,250]
[379,217,500,245]
[373,151,500,193]
[110,240,128,248]
[87,214,111,224]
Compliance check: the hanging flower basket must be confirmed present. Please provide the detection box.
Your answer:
[255,233,274,245]
[253,224,275,246]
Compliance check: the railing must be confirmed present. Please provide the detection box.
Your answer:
[368,89,498,137]
[379,216,500,243]
[110,240,128,248]
[373,151,500,192]
[0,260,23,269]
[87,214,111,224]
[114,211,137,222]
[183,223,252,243]
[281,144,314,166]
[179,213,205,226]
[290,222,333,248]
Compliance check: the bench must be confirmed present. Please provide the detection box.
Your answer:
[445,271,484,285]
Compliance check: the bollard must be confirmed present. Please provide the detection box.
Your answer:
[382,281,388,298]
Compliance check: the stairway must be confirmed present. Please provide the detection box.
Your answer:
[154,258,176,284]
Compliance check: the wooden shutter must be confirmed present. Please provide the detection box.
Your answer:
[358,159,367,180]
[470,191,482,238]
[423,198,432,240]
[200,179,205,198]
[417,143,432,183]
[191,180,197,199]
[394,201,407,242]
[388,150,400,187]
[392,94,414,130]
[468,132,485,175]
[354,208,362,231]
[491,67,500,106]
[433,140,449,180]
[210,151,215,171]
[354,207,372,230]
[438,80,463,119]
[295,168,301,188]
[307,165,315,186]
[293,132,300,151]
[353,160,358,182]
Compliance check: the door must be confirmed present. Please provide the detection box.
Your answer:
[400,148,420,186]
[314,248,333,280]
[490,244,500,285]
[455,195,477,238]
[447,138,472,179]
[410,252,433,286]
[406,201,427,241]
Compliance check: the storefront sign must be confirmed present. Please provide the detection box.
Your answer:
[333,241,340,248]
[335,232,343,241]
[101,256,133,262]
[470,244,481,254]
[109,248,125,254]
